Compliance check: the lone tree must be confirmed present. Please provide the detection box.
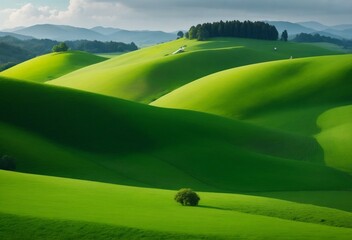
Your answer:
[52,42,69,52]
[175,188,200,206]
[0,155,16,171]
[177,31,184,39]
[281,30,288,41]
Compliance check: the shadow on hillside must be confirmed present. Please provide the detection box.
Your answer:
[198,205,229,211]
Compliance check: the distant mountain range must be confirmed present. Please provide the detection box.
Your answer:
[2,24,177,46]
[1,21,351,47]
[0,31,33,40]
[267,21,352,39]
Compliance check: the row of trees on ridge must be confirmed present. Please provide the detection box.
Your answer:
[185,20,279,41]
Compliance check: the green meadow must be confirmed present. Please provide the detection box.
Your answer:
[1,171,352,240]
[47,38,339,103]
[1,37,352,239]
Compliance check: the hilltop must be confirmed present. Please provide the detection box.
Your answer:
[0,51,107,82]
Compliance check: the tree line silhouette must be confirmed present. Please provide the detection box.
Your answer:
[185,20,279,41]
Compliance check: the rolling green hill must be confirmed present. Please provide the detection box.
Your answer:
[48,38,340,103]
[152,54,352,134]
[1,77,351,192]
[1,37,352,240]
[0,51,107,82]
[152,54,352,173]
[316,105,352,172]
[1,170,352,240]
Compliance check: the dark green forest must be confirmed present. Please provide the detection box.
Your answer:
[0,36,138,71]
[186,20,279,41]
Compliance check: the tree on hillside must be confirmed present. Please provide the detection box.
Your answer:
[175,188,200,206]
[281,30,288,42]
[177,31,184,39]
[188,26,197,39]
[52,42,69,52]
[0,155,16,171]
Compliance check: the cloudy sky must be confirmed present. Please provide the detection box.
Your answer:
[1,0,351,31]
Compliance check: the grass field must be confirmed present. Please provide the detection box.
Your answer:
[0,51,107,82]
[1,170,352,240]
[48,38,340,103]
[1,37,351,239]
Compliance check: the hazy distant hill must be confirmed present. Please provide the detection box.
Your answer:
[10,24,177,46]
[298,21,329,31]
[92,26,176,46]
[266,21,315,35]
[14,24,106,41]
[108,30,176,46]
[323,28,352,39]
[90,26,122,35]
[332,24,352,31]
[0,31,33,40]
[268,21,352,40]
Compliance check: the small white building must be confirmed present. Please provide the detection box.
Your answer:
[172,46,186,55]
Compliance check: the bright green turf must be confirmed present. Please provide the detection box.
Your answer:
[1,170,352,239]
[152,54,352,135]
[0,51,107,82]
[48,38,340,103]
[316,105,352,173]
[0,213,222,240]
[1,77,351,192]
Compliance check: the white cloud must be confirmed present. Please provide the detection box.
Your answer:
[0,0,351,31]
[0,0,132,29]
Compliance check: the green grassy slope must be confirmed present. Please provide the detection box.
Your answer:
[316,105,352,173]
[0,51,107,82]
[1,171,352,239]
[1,77,351,192]
[152,54,352,135]
[48,38,340,103]
[256,191,352,212]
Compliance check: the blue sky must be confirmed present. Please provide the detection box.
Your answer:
[0,1,351,31]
